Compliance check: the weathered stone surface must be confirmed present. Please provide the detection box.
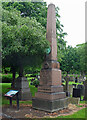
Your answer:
[20,90,32,100]
[43,60,60,69]
[35,92,66,100]
[14,77,32,100]
[32,97,68,112]
[69,85,74,96]
[63,85,74,96]
[32,3,68,112]
[40,68,62,86]
[38,85,64,93]
[46,4,57,61]
[77,85,85,96]
[67,97,80,104]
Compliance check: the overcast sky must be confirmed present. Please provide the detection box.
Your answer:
[44,0,86,47]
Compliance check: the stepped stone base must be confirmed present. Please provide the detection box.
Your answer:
[32,97,68,112]
[38,85,64,93]
[32,85,68,112]
[32,67,68,111]
[35,85,66,100]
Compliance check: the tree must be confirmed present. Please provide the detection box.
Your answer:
[2,2,68,82]
[76,43,87,75]
[2,2,67,63]
[2,2,47,28]
[1,8,49,87]
[60,46,80,74]
[55,7,67,62]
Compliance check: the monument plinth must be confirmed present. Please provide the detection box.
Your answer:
[14,77,32,100]
[32,3,68,112]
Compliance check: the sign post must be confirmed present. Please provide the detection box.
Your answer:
[5,90,19,110]
[16,92,19,110]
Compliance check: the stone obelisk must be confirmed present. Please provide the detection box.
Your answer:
[32,3,68,112]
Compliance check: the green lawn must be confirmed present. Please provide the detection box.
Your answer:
[57,108,86,118]
[0,83,86,119]
[62,81,83,85]
[1,83,11,105]
[40,108,86,119]
[79,100,86,104]
[0,83,37,105]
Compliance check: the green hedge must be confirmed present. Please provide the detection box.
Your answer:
[2,74,12,83]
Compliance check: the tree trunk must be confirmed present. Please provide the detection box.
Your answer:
[11,69,16,88]
[19,66,24,77]
[65,73,70,96]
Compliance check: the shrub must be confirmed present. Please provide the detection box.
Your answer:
[25,74,32,77]
[32,80,39,87]
[2,74,12,83]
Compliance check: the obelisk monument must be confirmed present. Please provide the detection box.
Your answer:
[32,3,68,112]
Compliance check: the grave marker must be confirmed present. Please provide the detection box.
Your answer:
[14,77,32,100]
[32,3,68,112]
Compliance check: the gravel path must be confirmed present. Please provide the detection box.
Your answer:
[1,104,86,119]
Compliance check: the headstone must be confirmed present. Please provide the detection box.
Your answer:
[69,85,74,96]
[65,75,70,96]
[32,4,68,112]
[14,77,32,100]
[67,97,80,104]
[73,88,81,100]
[63,85,73,96]
[77,85,85,96]
[84,80,87,100]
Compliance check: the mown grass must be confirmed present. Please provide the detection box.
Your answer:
[0,82,37,105]
[79,100,86,104]
[62,81,83,85]
[37,108,86,120]
[57,108,86,118]
[1,82,86,119]
[1,82,85,105]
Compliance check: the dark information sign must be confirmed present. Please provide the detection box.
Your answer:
[5,90,19,97]
[5,90,19,110]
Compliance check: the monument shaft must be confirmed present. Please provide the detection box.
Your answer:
[32,4,68,112]
[39,4,61,86]
[46,4,57,60]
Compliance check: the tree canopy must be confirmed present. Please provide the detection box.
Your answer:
[60,43,87,75]
[76,43,87,74]
[2,2,47,28]
[3,2,86,76]
[60,46,80,74]
[2,8,49,75]
[2,2,67,61]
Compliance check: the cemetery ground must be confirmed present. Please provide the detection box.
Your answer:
[0,75,87,119]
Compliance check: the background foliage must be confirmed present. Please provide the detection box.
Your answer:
[1,2,87,78]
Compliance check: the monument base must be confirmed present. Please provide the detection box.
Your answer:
[32,97,68,112]
[19,89,32,100]
[14,77,32,100]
